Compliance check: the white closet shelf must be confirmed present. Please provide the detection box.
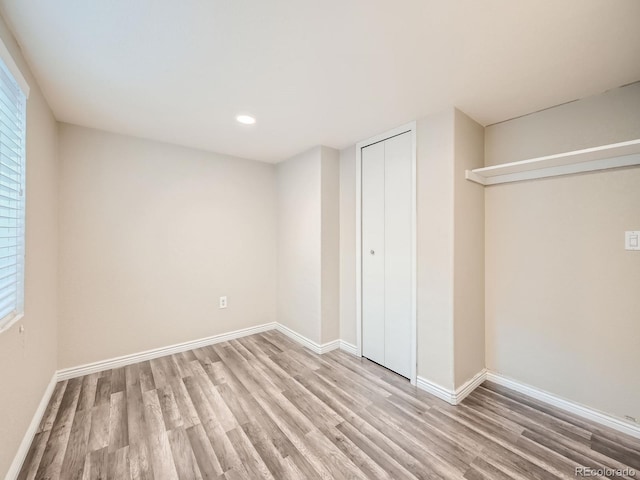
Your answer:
[466,139,640,186]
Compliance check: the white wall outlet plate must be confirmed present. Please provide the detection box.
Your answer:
[625,231,640,251]
[219,296,228,309]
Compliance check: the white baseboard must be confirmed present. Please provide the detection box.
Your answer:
[416,376,456,404]
[58,322,346,381]
[486,371,640,440]
[416,368,486,405]
[339,340,358,356]
[455,369,488,404]
[274,323,340,354]
[319,340,341,354]
[57,322,277,380]
[416,369,640,439]
[5,372,57,480]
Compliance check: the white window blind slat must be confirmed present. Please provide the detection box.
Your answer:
[0,211,20,218]
[0,135,24,153]
[0,55,25,333]
[0,94,21,123]
[0,289,17,307]
[0,89,21,110]
[0,173,21,187]
[0,193,17,205]
[0,273,17,291]
[0,249,18,259]
[0,100,23,127]
[0,181,19,194]
[0,270,16,282]
[0,259,18,270]
[0,180,20,193]
[0,305,16,321]
[0,93,22,122]
[0,192,20,203]
[0,166,20,179]
[0,110,23,128]
[0,77,22,105]
[0,159,21,176]
[0,236,18,245]
[0,263,19,276]
[0,128,23,153]
[0,79,20,101]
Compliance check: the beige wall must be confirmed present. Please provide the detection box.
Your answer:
[338,146,356,346]
[0,17,59,478]
[453,109,485,387]
[485,83,640,421]
[416,110,456,390]
[276,146,340,345]
[320,147,340,343]
[277,147,322,342]
[58,124,277,368]
[486,82,640,166]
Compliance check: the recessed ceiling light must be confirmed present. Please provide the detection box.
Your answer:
[236,114,256,125]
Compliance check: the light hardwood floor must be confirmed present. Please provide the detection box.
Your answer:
[18,331,640,479]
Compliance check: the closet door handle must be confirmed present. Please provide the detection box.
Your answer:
[370,250,375,255]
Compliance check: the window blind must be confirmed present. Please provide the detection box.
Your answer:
[0,57,26,331]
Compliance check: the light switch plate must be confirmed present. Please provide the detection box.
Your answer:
[625,231,640,251]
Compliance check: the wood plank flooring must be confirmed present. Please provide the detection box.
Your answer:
[18,331,640,479]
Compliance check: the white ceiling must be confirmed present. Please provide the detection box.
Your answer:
[1,1,639,162]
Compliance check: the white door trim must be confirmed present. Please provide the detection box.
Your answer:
[355,121,417,385]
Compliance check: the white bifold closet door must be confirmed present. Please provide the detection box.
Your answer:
[361,132,412,379]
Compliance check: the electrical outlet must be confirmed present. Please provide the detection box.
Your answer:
[219,296,227,309]
[625,231,640,250]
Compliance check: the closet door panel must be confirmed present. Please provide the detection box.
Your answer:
[361,142,386,365]
[383,132,412,378]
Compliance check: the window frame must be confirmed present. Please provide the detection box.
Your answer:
[0,36,29,334]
